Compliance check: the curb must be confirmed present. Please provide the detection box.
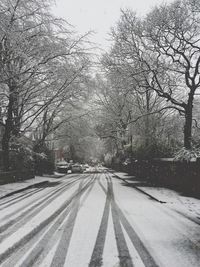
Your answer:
[112,173,166,204]
[112,173,200,226]
[42,174,66,178]
[0,181,49,200]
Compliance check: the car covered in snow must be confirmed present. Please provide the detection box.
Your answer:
[56,161,70,173]
[71,164,83,173]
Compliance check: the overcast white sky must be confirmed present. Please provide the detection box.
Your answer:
[53,0,173,52]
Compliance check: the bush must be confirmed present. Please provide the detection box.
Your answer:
[0,170,35,184]
[131,141,175,160]
[174,147,200,162]
[33,142,55,175]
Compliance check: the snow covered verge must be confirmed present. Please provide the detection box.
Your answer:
[113,172,200,224]
[0,175,64,199]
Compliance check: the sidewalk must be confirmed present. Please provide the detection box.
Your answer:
[0,173,65,199]
[113,171,200,224]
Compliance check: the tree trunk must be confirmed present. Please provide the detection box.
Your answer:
[2,123,12,171]
[2,134,10,171]
[2,88,15,171]
[144,89,150,147]
[184,110,192,149]
[184,93,194,150]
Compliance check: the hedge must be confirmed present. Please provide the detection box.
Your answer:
[0,169,35,185]
[112,158,200,194]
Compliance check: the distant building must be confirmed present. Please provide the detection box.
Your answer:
[54,148,65,162]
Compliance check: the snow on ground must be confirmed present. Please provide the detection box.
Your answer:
[112,177,200,267]
[113,172,200,223]
[0,173,199,266]
[64,178,106,267]
[103,206,119,267]
[137,186,200,220]
[0,174,67,198]
[0,181,79,259]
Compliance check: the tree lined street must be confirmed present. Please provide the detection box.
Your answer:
[1,1,200,266]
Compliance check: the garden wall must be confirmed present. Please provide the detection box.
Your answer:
[0,169,35,185]
[112,158,200,195]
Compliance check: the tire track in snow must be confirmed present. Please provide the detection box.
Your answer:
[108,176,134,267]
[49,180,85,267]
[0,188,44,209]
[0,175,86,208]
[115,205,159,267]
[106,172,159,267]
[0,172,159,267]
[0,176,85,239]
[0,175,89,227]
[89,176,110,267]
[36,174,97,267]
[0,175,94,265]
[13,176,96,267]
[2,178,92,267]
[97,173,158,267]
[90,174,133,267]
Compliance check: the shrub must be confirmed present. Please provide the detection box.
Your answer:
[33,142,55,175]
[174,147,200,162]
[131,141,175,160]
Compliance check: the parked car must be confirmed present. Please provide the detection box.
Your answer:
[81,164,90,173]
[71,164,83,173]
[81,164,86,171]
[56,161,69,173]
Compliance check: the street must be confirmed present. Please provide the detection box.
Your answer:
[0,172,200,267]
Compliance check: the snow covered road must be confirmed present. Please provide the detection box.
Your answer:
[0,172,199,267]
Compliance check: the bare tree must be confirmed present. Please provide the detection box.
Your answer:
[94,72,135,154]
[0,0,91,170]
[114,0,200,149]
[31,73,91,150]
[96,45,167,158]
[143,0,200,149]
